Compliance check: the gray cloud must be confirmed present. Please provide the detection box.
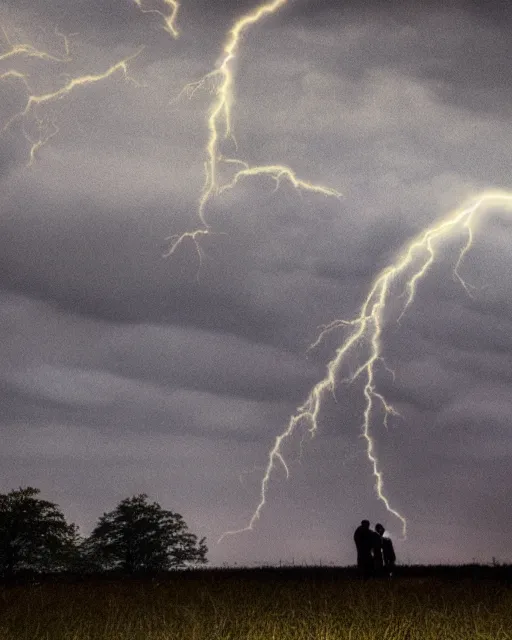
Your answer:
[0,0,511,566]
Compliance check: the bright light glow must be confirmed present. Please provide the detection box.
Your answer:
[1,42,143,165]
[133,0,180,38]
[4,6,510,550]
[0,23,72,63]
[170,0,342,259]
[220,190,512,542]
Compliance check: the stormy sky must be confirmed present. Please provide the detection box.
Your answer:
[1,0,512,566]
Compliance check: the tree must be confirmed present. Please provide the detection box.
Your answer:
[0,487,79,579]
[87,494,207,573]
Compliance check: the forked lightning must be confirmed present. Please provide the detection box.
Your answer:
[0,23,71,63]
[3,4,510,548]
[169,0,342,259]
[133,0,180,38]
[1,48,143,165]
[220,190,512,542]
[0,1,184,164]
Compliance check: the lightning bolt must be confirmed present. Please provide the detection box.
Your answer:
[6,5,509,551]
[133,0,180,39]
[220,189,512,543]
[170,0,342,259]
[1,47,143,165]
[0,23,72,63]
[0,0,182,166]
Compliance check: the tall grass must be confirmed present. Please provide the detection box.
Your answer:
[0,567,511,639]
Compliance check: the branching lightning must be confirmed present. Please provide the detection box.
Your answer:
[133,0,180,39]
[0,42,143,164]
[0,23,72,63]
[220,190,512,543]
[5,5,511,550]
[218,163,342,199]
[169,0,342,259]
[0,0,183,165]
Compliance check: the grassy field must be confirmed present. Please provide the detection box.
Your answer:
[1,566,511,639]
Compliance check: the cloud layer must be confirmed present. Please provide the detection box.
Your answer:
[1,0,511,566]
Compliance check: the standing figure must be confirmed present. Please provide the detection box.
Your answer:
[372,526,383,572]
[375,523,396,575]
[353,519,374,578]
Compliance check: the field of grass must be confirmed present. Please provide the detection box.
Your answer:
[1,566,511,639]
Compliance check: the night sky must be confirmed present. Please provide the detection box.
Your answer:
[1,0,512,567]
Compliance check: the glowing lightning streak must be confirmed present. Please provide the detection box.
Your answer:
[219,163,342,199]
[1,48,143,165]
[1,0,183,165]
[219,189,512,543]
[169,0,342,259]
[0,24,72,63]
[133,0,180,38]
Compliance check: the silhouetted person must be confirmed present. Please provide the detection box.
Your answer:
[354,520,374,578]
[375,523,396,576]
[372,526,383,572]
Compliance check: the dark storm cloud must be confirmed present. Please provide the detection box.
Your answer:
[291,0,512,23]
[0,195,317,352]
[285,1,512,119]
[1,0,512,566]
[0,291,318,404]
[2,0,137,39]
[1,378,291,443]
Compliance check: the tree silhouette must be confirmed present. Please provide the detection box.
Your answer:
[0,487,78,579]
[87,494,207,573]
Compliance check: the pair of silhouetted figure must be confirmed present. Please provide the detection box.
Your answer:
[354,520,396,578]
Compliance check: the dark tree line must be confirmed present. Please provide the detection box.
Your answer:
[0,488,207,580]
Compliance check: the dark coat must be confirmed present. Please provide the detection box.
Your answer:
[381,536,396,566]
[354,525,374,574]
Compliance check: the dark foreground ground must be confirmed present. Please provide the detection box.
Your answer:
[1,565,511,639]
